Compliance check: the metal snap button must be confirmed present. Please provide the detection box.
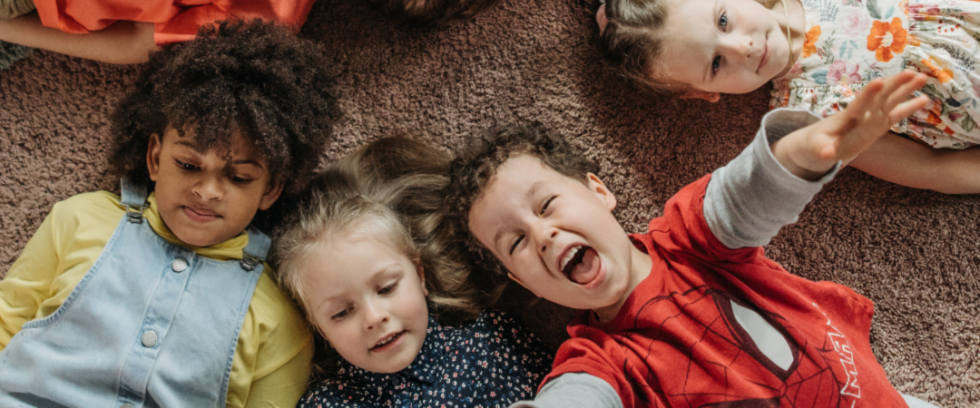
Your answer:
[171,258,188,273]
[141,331,158,347]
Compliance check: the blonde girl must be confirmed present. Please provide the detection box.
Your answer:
[274,137,553,408]
[597,0,980,194]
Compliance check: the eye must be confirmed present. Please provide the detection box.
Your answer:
[712,55,722,76]
[331,307,350,320]
[378,282,397,295]
[719,12,728,30]
[509,235,524,255]
[229,174,254,184]
[175,159,198,171]
[540,196,556,215]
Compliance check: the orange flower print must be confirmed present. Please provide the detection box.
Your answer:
[908,34,921,46]
[803,26,821,58]
[921,57,954,83]
[899,0,909,15]
[867,18,908,62]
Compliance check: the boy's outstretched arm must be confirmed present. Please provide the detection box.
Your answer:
[0,12,158,64]
[704,72,927,249]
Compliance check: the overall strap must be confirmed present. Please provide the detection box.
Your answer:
[120,177,149,224]
[240,226,271,271]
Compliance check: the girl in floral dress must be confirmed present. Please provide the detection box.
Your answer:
[597,0,980,193]
[273,137,553,408]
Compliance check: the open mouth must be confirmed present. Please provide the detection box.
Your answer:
[371,331,405,351]
[559,245,601,285]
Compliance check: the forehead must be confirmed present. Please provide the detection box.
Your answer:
[163,126,266,162]
[658,0,716,77]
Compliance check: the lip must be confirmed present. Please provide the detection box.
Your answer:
[757,36,769,73]
[370,330,406,353]
[182,205,220,223]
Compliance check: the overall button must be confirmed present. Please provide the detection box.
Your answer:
[141,331,158,347]
[121,404,134,408]
[171,258,188,273]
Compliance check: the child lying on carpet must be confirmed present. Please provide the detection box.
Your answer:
[444,71,938,407]
[0,20,338,407]
[0,0,315,67]
[596,0,980,194]
[274,136,553,408]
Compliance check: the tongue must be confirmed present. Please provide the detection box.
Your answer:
[570,248,600,284]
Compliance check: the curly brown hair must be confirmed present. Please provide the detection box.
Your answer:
[444,123,599,294]
[598,0,684,95]
[371,0,502,26]
[109,19,340,202]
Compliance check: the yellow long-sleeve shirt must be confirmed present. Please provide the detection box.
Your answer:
[0,190,313,408]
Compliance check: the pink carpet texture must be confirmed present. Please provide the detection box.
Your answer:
[1,0,978,406]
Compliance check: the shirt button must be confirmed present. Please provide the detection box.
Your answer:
[121,404,134,408]
[171,258,188,273]
[141,331,158,347]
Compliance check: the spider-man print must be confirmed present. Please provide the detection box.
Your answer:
[543,179,909,408]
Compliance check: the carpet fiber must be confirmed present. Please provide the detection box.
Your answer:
[1,0,978,405]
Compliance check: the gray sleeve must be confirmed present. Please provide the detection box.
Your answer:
[508,372,623,408]
[704,109,841,249]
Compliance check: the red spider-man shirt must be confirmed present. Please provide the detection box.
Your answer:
[543,176,907,408]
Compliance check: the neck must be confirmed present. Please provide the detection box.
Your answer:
[592,243,652,322]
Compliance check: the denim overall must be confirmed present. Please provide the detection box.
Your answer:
[0,178,270,408]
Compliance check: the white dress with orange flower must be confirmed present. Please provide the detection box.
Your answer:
[769,0,980,149]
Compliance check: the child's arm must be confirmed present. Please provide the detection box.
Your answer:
[704,72,928,249]
[0,12,158,64]
[849,132,980,194]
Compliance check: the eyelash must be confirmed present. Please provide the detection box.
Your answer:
[509,196,557,255]
[175,159,253,184]
[712,12,729,76]
[330,282,397,320]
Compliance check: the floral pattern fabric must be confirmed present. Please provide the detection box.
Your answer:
[297,310,553,408]
[770,0,980,149]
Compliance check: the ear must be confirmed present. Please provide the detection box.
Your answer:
[257,179,284,211]
[679,90,721,103]
[586,173,617,212]
[146,133,163,182]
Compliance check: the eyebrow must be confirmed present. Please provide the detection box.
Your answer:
[173,140,264,170]
[490,181,547,255]
[314,264,401,309]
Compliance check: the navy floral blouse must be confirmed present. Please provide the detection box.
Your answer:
[297,310,553,408]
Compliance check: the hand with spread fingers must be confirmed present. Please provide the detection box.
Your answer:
[774,71,930,181]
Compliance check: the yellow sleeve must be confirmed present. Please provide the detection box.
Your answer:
[226,267,314,408]
[0,202,64,350]
[0,192,123,352]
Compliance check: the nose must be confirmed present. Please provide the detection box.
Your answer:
[533,224,559,254]
[721,34,754,60]
[193,176,224,201]
[362,299,389,331]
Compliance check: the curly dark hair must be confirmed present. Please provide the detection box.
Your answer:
[110,19,340,199]
[370,0,502,26]
[444,123,599,293]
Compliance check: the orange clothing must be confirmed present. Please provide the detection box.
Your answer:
[34,0,316,45]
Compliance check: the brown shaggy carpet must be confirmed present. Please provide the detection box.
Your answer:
[1,0,978,406]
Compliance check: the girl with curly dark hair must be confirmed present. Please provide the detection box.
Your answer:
[0,20,338,407]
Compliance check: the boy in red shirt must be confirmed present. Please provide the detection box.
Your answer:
[445,71,939,408]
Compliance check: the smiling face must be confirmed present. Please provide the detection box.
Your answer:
[659,0,793,97]
[147,126,282,247]
[468,155,652,321]
[298,229,429,374]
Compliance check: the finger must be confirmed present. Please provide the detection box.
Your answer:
[874,72,916,111]
[885,73,928,109]
[845,79,884,119]
[889,95,930,123]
